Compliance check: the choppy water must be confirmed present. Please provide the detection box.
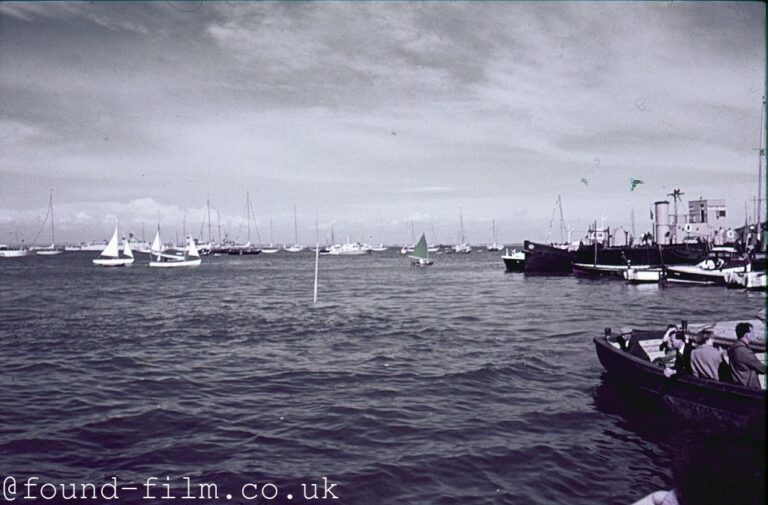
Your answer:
[0,251,763,505]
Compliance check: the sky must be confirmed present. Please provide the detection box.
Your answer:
[0,0,765,246]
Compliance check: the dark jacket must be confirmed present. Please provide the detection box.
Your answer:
[618,335,650,361]
[727,340,765,389]
[672,344,693,376]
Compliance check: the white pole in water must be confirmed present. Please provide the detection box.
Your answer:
[313,242,319,304]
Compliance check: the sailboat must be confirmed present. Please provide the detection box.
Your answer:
[93,225,134,266]
[227,193,261,255]
[284,205,304,252]
[149,235,201,267]
[453,207,472,253]
[409,233,434,266]
[35,190,65,256]
[262,218,280,254]
[486,219,503,251]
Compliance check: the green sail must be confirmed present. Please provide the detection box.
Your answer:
[410,233,429,260]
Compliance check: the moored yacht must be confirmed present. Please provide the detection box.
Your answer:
[665,247,749,285]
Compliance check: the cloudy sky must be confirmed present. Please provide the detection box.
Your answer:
[0,1,764,245]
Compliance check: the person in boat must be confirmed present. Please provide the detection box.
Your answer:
[689,330,725,381]
[659,330,693,378]
[616,327,650,361]
[653,325,680,367]
[727,322,765,389]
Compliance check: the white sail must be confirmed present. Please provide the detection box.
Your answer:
[101,226,120,258]
[188,236,200,258]
[123,238,134,258]
[151,230,163,253]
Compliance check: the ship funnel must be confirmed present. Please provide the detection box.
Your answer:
[654,200,670,244]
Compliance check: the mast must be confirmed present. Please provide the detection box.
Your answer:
[558,195,566,244]
[293,204,299,245]
[217,209,221,244]
[757,95,765,246]
[48,189,54,245]
[246,192,252,243]
[207,197,212,244]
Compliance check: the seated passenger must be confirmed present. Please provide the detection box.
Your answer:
[662,330,693,377]
[690,330,723,380]
[617,327,650,361]
[654,325,680,366]
[727,322,766,389]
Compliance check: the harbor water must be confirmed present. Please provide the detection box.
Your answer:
[0,251,763,505]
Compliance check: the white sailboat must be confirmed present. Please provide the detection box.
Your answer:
[284,205,304,252]
[35,190,64,256]
[262,218,280,254]
[149,235,201,268]
[453,207,472,253]
[409,233,434,266]
[93,225,135,266]
[486,219,503,251]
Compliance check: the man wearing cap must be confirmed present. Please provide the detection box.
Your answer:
[616,327,650,361]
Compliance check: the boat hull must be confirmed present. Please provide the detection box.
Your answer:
[93,257,134,267]
[593,335,764,427]
[623,267,663,283]
[149,258,201,268]
[0,249,28,257]
[35,249,65,256]
[725,270,767,291]
[522,241,574,273]
[665,265,738,285]
[501,253,525,272]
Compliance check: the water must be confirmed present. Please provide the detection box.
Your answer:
[0,251,763,504]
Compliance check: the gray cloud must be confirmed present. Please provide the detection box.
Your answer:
[0,1,764,245]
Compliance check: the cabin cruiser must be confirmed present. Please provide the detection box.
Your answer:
[665,247,752,285]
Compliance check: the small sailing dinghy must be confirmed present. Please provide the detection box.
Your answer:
[409,233,433,266]
[149,235,201,268]
[93,226,134,266]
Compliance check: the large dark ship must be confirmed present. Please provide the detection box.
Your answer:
[521,240,575,274]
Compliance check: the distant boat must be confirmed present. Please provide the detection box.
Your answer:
[149,235,201,268]
[453,207,471,253]
[487,219,503,251]
[371,244,388,252]
[328,238,371,256]
[262,218,280,253]
[409,233,433,266]
[35,190,64,256]
[93,226,134,267]
[501,248,525,272]
[285,205,304,252]
[0,244,28,258]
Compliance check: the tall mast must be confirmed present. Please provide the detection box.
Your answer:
[294,204,299,244]
[757,95,765,245]
[246,192,252,243]
[217,209,221,244]
[49,189,54,244]
[207,197,212,243]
